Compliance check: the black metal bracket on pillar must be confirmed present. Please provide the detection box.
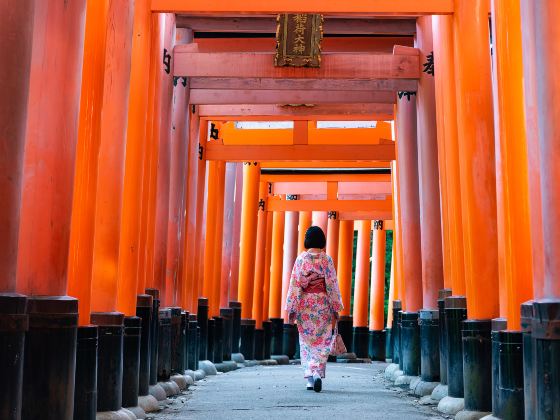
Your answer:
[197,298,209,361]
[353,326,370,359]
[497,330,524,419]
[213,316,224,364]
[136,294,153,397]
[157,309,172,381]
[169,307,183,373]
[445,296,467,398]
[240,319,256,360]
[0,293,27,420]
[207,318,215,363]
[391,301,402,365]
[23,296,79,419]
[283,323,298,359]
[437,289,452,385]
[145,288,160,386]
[419,309,440,382]
[384,328,392,362]
[220,308,233,361]
[462,319,492,413]
[262,320,272,359]
[254,328,265,361]
[229,301,242,354]
[187,314,198,371]
[122,316,142,410]
[401,312,420,377]
[532,299,560,420]
[521,301,535,420]
[270,317,284,356]
[74,325,98,420]
[181,311,189,373]
[338,315,354,355]
[368,330,386,361]
[91,311,125,413]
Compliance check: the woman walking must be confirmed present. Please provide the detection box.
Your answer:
[286,226,343,392]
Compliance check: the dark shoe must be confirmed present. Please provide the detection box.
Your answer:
[313,377,322,393]
[306,385,313,390]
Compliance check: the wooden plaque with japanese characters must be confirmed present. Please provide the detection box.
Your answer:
[274,14,323,68]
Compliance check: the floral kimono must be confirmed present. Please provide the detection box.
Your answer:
[285,251,344,378]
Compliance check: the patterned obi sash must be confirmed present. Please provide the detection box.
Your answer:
[302,278,326,294]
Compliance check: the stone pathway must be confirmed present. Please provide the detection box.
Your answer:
[150,362,447,420]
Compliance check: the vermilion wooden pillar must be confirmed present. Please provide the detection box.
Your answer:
[151,14,176,304]
[326,212,340,269]
[491,0,534,328]
[369,222,386,331]
[519,0,544,299]
[238,162,260,319]
[89,0,135,313]
[353,221,371,328]
[416,16,444,310]
[17,0,87,296]
[68,0,109,324]
[164,29,192,308]
[268,212,285,319]
[116,0,153,316]
[0,0,35,294]
[252,182,268,328]
[229,163,244,302]
[337,220,354,317]
[262,212,274,322]
[453,0,499,319]
[281,210,299,322]
[220,163,238,308]
[312,211,328,236]
[297,211,312,254]
[386,240,397,328]
[395,94,422,312]
[391,160,404,304]
[211,161,227,316]
[432,15,465,295]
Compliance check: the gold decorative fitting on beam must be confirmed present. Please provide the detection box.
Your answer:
[275,14,323,68]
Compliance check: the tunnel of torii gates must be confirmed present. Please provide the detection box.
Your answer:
[1,0,560,419]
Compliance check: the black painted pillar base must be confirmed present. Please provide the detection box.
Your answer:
[23,296,78,419]
[521,301,535,420]
[145,288,160,386]
[392,300,402,365]
[74,325,98,420]
[263,320,272,359]
[270,317,284,355]
[419,309,439,382]
[254,329,265,360]
[338,315,353,354]
[0,293,27,420]
[136,295,153,396]
[220,308,233,361]
[122,316,142,409]
[229,301,242,354]
[462,319,492,413]
[197,298,209,361]
[353,327,369,358]
[368,330,385,361]
[445,296,467,398]
[169,307,183,374]
[157,309,172,381]
[283,323,298,359]
[91,311,125,413]
[213,316,224,364]
[384,328,393,361]
[401,312,420,377]
[240,319,256,360]
[438,289,452,385]
[532,299,560,420]
[207,318,215,363]
[187,315,198,371]
[181,311,188,373]
[496,330,524,420]
[491,318,507,417]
